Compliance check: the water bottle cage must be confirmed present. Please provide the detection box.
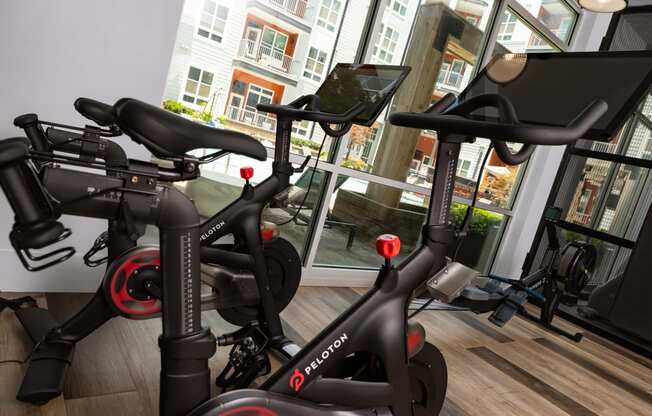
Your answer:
[10,227,75,272]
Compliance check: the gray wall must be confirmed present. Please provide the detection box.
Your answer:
[0,0,183,291]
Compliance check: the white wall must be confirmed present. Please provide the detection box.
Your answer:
[0,0,184,291]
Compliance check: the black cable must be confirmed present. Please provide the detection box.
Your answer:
[453,143,493,261]
[274,135,328,226]
[408,297,436,319]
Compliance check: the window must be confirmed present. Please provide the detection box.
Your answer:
[390,0,409,17]
[437,59,466,90]
[261,27,289,55]
[292,120,312,138]
[316,0,342,32]
[372,24,399,64]
[245,84,274,111]
[496,11,517,41]
[303,47,328,82]
[457,160,472,178]
[197,1,228,43]
[182,66,213,106]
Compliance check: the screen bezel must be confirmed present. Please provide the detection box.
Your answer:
[315,63,411,127]
[460,51,652,141]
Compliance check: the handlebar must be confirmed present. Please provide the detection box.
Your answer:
[257,94,366,138]
[389,93,608,165]
[13,114,50,152]
[0,138,74,270]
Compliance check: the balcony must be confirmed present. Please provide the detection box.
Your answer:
[267,0,307,19]
[227,105,277,133]
[237,39,295,76]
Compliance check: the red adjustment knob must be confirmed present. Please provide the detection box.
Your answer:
[240,166,254,181]
[376,234,400,259]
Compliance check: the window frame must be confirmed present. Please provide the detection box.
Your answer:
[316,0,343,32]
[181,65,214,107]
[303,46,329,82]
[196,0,228,44]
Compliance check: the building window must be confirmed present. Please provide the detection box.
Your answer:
[197,1,228,43]
[497,11,518,41]
[316,0,342,32]
[292,120,312,137]
[437,59,466,89]
[182,66,213,106]
[245,84,274,111]
[373,24,399,64]
[303,47,328,82]
[457,159,472,178]
[390,0,409,17]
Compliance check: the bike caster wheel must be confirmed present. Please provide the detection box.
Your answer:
[409,343,447,416]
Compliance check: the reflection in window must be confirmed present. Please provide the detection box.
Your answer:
[198,0,228,43]
[495,9,557,53]
[514,0,577,43]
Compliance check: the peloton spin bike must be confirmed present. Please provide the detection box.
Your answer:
[1,51,650,416]
[3,64,411,403]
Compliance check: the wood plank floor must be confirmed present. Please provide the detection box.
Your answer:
[1,287,651,416]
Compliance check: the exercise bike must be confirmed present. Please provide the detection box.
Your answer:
[4,64,411,402]
[2,52,649,415]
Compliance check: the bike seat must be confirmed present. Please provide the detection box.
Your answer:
[114,98,267,161]
[74,98,117,127]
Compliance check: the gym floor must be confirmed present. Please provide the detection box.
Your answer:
[1,287,651,416]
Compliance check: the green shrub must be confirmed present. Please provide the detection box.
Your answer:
[162,99,213,123]
[342,159,367,170]
[450,202,503,236]
[291,137,322,151]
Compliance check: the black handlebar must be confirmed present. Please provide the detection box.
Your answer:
[13,114,50,153]
[257,94,366,138]
[0,138,75,270]
[389,93,608,165]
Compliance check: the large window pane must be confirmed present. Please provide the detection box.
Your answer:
[514,0,577,43]
[494,8,557,54]
[177,152,326,257]
[556,156,651,239]
[314,178,505,271]
[340,0,497,191]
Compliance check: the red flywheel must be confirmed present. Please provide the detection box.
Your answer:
[102,246,162,319]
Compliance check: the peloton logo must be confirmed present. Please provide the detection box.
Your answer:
[289,369,304,392]
[289,333,348,392]
[200,220,226,241]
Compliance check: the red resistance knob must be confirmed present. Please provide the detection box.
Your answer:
[260,223,278,241]
[240,166,254,181]
[376,234,400,259]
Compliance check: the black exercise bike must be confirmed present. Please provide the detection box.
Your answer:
[1,51,650,415]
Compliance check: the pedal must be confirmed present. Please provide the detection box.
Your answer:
[215,325,271,392]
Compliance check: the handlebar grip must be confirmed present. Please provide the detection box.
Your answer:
[567,99,608,135]
[13,114,50,152]
[0,138,67,249]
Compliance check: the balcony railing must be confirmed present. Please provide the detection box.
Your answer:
[238,39,294,74]
[227,105,277,132]
[267,0,307,18]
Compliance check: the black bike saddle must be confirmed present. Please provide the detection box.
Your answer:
[114,98,267,161]
[74,97,117,127]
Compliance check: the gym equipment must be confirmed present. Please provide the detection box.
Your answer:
[5,64,411,403]
[1,51,650,416]
[490,207,597,342]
